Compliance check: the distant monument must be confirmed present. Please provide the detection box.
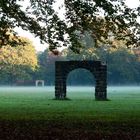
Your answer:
[35,80,45,87]
[55,61,107,100]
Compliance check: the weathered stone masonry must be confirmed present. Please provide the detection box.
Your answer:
[55,61,107,100]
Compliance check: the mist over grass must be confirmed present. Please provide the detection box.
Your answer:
[0,86,139,122]
[0,86,139,139]
[0,85,139,92]
[0,85,140,100]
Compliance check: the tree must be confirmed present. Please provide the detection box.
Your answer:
[0,0,140,52]
[0,37,38,85]
[36,49,64,85]
[107,48,140,84]
[62,38,140,85]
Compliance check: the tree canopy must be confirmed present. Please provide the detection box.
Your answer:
[0,0,140,52]
[0,36,38,84]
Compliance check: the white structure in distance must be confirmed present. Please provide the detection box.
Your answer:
[35,80,45,87]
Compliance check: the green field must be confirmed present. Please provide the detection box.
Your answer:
[0,86,139,139]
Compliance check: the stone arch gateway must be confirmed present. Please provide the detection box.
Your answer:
[35,80,45,87]
[55,61,107,100]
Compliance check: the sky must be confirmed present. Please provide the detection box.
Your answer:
[15,0,140,52]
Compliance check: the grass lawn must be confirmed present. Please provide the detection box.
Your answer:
[0,86,139,139]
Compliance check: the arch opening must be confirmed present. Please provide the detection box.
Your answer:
[67,68,95,86]
[66,68,95,99]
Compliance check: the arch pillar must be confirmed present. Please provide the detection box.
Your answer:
[95,65,107,100]
[55,64,67,99]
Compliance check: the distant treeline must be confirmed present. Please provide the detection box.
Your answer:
[39,47,140,86]
[0,45,140,86]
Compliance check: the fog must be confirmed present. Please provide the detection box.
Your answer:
[0,86,140,93]
[0,86,55,93]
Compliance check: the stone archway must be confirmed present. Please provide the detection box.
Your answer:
[35,80,45,87]
[55,61,107,100]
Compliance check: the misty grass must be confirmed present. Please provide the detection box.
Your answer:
[0,86,139,124]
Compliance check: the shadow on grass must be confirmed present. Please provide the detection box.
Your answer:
[52,97,71,101]
[95,98,111,101]
[52,98,110,101]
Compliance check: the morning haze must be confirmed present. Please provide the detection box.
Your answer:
[0,0,140,139]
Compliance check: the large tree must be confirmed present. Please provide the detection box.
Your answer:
[0,0,140,52]
[0,37,38,85]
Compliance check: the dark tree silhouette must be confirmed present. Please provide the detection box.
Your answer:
[0,0,140,52]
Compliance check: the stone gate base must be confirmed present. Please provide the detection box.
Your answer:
[55,61,107,100]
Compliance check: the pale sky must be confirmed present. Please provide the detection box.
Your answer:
[15,0,140,52]
[15,0,65,52]
[126,0,139,8]
[14,27,48,52]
